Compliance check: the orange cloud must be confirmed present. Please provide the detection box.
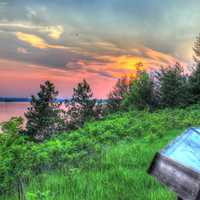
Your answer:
[77,47,186,78]
[16,32,68,49]
[143,47,177,64]
[16,32,48,49]
[107,55,147,69]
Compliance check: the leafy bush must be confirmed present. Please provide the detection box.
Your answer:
[1,106,200,194]
[27,190,51,200]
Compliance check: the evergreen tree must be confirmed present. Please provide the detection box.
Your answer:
[188,34,200,104]
[66,79,96,128]
[25,81,62,141]
[122,70,155,110]
[188,63,200,103]
[156,63,188,108]
[193,33,200,63]
[107,76,132,112]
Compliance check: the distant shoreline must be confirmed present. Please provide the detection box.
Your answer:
[0,97,65,103]
[0,97,108,104]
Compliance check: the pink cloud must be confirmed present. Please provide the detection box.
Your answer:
[0,59,116,98]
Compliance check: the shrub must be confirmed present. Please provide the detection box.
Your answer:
[1,106,200,194]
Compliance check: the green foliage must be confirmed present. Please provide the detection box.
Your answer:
[122,70,155,110]
[2,105,200,197]
[27,190,51,200]
[2,117,23,135]
[25,81,63,141]
[107,76,132,112]
[156,63,189,108]
[66,79,96,128]
[189,63,200,104]
[0,118,29,194]
[193,33,200,63]
[0,129,180,200]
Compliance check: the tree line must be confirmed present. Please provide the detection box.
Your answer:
[23,33,200,142]
[108,34,200,111]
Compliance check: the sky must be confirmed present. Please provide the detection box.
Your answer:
[0,0,199,98]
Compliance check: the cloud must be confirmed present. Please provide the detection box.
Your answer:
[0,58,115,98]
[67,46,186,79]
[15,32,68,49]
[46,25,64,40]
[0,22,64,39]
[26,7,37,18]
[14,31,185,79]
[16,32,48,49]
[0,1,7,7]
[17,47,29,54]
[0,26,185,80]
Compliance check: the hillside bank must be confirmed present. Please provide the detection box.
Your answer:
[1,105,200,199]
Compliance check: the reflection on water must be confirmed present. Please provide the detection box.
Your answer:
[0,102,29,123]
[0,102,67,123]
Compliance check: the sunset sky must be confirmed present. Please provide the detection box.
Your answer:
[0,0,199,98]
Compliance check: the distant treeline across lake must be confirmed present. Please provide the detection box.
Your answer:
[0,97,65,103]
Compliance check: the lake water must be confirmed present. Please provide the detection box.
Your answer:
[0,102,29,123]
[0,102,67,123]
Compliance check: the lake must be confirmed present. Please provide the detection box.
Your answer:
[0,102,29,123]
[0,102,68,123]
[0,100,105,123]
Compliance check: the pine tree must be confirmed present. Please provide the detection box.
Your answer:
[107,75,132,112]
[188,63,200,103]
[188,34,200,104]
[66,79,96,128]
[193,33,200,63]
[156,63,188,108]
[25,81,62,141]
[122,70,155,110]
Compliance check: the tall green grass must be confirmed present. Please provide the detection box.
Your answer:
[1,129,180,200]
[2,105,200,199]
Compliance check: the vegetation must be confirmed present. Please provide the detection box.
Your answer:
[107,75,131,112]
[1,132,178,200]
[193,33,200,63]
[189,63,200,104]
[2,105,200,199]
[155,63,188,108]
[122,70,155,110]
[25,81,64,141]
[66,79,96,129]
